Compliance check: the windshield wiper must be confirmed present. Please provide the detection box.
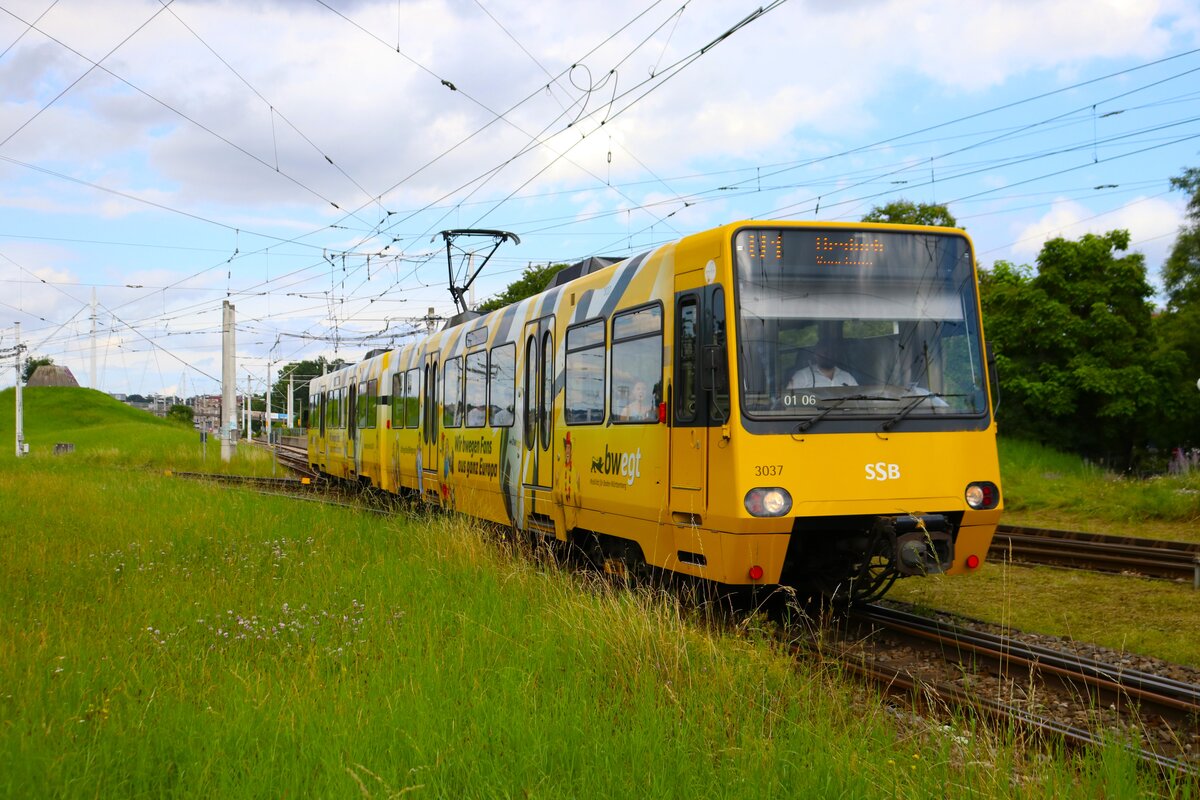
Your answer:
[880,392,953,431]
[878,393,931,431]
[795,394,868,432]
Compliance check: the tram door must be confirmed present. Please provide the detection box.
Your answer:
[521,317,555,503]
[421,353,440,493]
[670,290,707,518]
[347,381,358,478]
[317,390,328,469]
[353,379,366,477]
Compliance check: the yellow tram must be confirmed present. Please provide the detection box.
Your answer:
[308,220,1002,601]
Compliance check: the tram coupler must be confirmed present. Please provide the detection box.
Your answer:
[887,514,954,576]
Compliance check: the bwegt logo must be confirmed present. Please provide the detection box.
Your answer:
[590,445,643,486]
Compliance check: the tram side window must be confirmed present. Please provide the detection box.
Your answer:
[489,343,515,427]
[355,382,369,430]
[611,305,663,424]
[391,374,403,428]
[404,368,420,428]
[464,350,488,428]
[364,379,377,429]
[708,287,730,420]
[566,319,605,424]
[676,298,698,423]
[443,357,463,428]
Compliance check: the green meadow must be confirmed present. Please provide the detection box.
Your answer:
[0,388,1195,798]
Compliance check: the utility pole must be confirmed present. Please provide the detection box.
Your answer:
[13,322,26,458]
[287,369,294,429]
[245,372,252,441]
[90,289,97,390]
[265,360,272,443]
[221,301,236,462]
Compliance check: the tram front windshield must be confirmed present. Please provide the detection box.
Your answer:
[734,228,988,425]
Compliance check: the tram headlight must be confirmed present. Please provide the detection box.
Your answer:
[744,487,792,517]
[965,481,999,510]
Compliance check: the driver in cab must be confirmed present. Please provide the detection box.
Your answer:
[787,340,858,388]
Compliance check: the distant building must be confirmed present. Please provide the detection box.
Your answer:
[190,395,223,432]
[27,365,79,387]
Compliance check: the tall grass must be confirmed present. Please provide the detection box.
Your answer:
[0,388,1189,797]
[1,466,1178,798]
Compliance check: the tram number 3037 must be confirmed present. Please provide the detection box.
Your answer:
[865,462,902,481]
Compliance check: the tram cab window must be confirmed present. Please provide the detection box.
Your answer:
[611,305,662,423]
[733,228,987,422]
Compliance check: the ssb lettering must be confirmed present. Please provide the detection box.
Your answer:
[865,462,901,481]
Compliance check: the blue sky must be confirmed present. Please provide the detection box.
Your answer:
[1,0,1199,396]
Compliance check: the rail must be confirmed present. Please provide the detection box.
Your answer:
[991,524,1200,585]
[841,604,1200,778]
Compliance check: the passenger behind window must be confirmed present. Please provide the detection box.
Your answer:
[617,380,657,422]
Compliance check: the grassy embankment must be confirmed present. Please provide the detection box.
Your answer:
[891,437,1200,666]
[0,386,278,476]
[0,388,1194,798]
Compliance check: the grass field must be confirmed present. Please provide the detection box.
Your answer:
[1,388,1195,798]
[995,438,1200,539]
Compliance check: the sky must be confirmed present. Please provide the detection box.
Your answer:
[1,0,1199,398]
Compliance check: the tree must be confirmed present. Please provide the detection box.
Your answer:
[1150,167,1200,448]
[1163,167,1200,310]
[166,404,194,425]
[476,262,569,313]
[22,356,53,384]
[862,200,958,228]
[979,230,1164,467]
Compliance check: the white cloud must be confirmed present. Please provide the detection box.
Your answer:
[1008,195,1185,290]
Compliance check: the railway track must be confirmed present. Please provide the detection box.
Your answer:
[991,524,1200,583]
[269,441,316,476]
[168,470,316,489]
[835,603,1200,778]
